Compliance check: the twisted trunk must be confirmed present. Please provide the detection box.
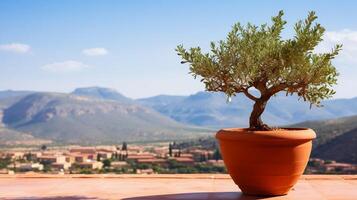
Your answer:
[249,97,271,130]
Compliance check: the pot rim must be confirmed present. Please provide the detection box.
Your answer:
[216,127,316,141]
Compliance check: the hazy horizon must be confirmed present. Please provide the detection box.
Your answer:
[1,85,357,101]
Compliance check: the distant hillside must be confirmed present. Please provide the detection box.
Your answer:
[0,127,51,146]
[313,128,357,164]
[72,87,133,103]
[138,95,186,111]
[2,92,210,144]
[138,91,357,128]
[139,92,253,127]
[292,115,357,148]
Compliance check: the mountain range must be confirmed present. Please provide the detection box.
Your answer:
[138,91,357,128]
[0,88,210,145]
[1,87,357,150]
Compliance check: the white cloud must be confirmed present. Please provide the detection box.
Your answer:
[314,29,357,98]
[316,29,357,65]
[42,60,89,72]
[0,43,31,53]
[82,48,108,56]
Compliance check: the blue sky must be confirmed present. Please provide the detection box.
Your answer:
[0,0,357,98]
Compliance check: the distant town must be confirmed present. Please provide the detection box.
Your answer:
[0,141,355,175]
[0,141,225,175]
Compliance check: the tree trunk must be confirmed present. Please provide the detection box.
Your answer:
[249,98,271,130]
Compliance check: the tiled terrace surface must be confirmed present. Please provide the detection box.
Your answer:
[0,174,356,200]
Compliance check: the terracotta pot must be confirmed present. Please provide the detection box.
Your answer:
[216,128,316,196]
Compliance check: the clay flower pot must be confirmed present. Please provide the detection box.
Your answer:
[216,128,316,196]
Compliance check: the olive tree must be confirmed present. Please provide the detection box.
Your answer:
[176,11,341,130]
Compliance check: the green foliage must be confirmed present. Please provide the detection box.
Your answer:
[41,145,47,151]
[0,157,11,169]
[43,164,52,172]
[168,143,172,157]
[164,160,225,174]
[194,163,226,173]
[136,163,151,170]
[213,148,222,161]
[121,142,128,151]
[176,10,341,108]
[102,159,111,168]
[99,166,133,174]
[79,168,93,174]
[24,152,34,162]
[176,137,218,150]
[40,160,53,166]
[324,160,333,164]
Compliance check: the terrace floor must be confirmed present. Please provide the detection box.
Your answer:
[0,174,356,200]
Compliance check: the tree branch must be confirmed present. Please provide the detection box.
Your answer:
[242,88,259,101]
[268,83,288,95]
[268,82,307,95]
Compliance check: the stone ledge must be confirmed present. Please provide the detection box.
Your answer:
[0,175,356,199]
[0,173,356,180]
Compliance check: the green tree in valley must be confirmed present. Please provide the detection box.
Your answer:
[97,154,101,161]
[213,148,222,161]
[41,145,47,151]
[121,142,128,151]
[24,152,33,161]
[169,143,173,157]
[102,159,111,168]
[0,157,11,169]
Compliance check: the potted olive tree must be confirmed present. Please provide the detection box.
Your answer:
[176,11,341,196]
